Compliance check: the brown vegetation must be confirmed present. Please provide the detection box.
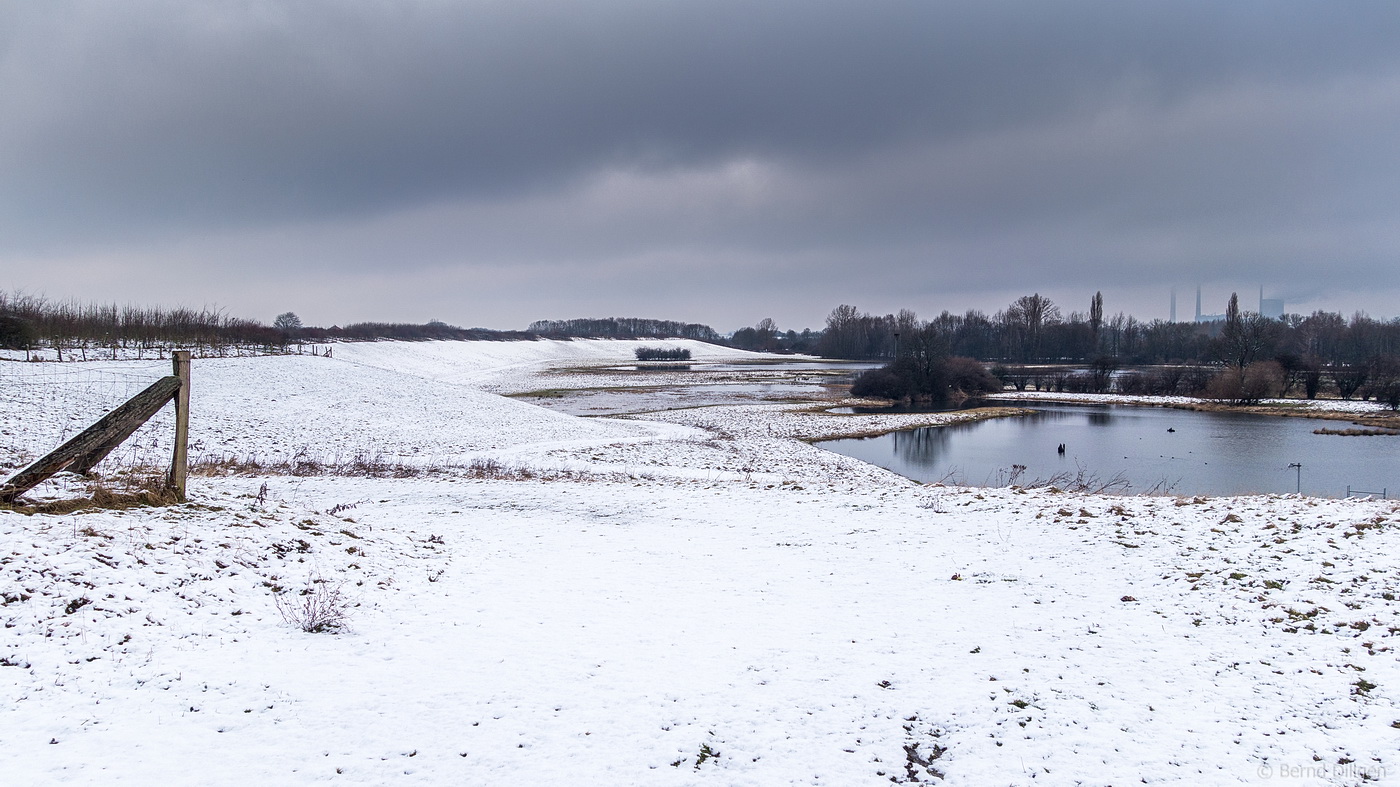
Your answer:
[0,471,181,515]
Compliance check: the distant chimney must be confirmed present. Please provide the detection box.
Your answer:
[1195,286,1202,321]
[1170,288,1177,322]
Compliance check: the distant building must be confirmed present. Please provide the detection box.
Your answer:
[1259,287,1284,319]
[1194,286,1225,323]
[1190,285,1284,322]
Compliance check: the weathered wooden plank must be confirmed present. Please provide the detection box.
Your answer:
[0,376,180,503]
[168,352,191,501]
[67,373,184,475]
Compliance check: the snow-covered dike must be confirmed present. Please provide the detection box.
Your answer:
[2,340,773,472]
[331,338,787,393]
[1,342,1397,785]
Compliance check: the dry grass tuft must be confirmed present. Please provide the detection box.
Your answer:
[190,449,431,478]
[274,578,356,634]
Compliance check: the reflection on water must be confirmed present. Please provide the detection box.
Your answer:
[818,402,1398,498]
[889,427,952,467]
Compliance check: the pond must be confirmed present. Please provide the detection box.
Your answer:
[817,401,1397,498]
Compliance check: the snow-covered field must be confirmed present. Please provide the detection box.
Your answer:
[2,341,1397,785]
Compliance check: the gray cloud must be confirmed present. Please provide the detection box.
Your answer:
[3,0,1400,327]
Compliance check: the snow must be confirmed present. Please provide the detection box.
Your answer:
[1,341,1397,785]
[330,338,787,394]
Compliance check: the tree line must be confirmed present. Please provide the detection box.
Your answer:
[0,295,539,356]
[0,295,726,356]
[295,321,534,342]
[727,317,822,354]
[0,292,280,358]
[819,293,1400,405]
[527,317,721,342]
[5,288,1396,407]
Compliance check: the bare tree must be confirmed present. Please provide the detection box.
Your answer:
[1219,293,1277,369]
[273,312,303,332]
[1089,291,1103,354]
[1009,294,1060,362]
[1330,362,1369,400]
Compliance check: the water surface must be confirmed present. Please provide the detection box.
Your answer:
[819,402,1396,497]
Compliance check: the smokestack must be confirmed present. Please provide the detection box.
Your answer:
[1170,288,1177,322]
[1195,286,1202,321]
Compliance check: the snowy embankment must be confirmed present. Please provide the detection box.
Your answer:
[2,340,778,474]
[330,337,772,394]
[2,340,1398,785]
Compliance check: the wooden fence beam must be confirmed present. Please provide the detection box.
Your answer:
[0,376,180,503]
[168,351,191,501]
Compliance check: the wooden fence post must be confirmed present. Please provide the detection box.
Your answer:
[0,376,181,503]
[168,351,191,501]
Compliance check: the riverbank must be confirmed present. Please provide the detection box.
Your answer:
[1176,401,1400,430]
[994,389,1400,428]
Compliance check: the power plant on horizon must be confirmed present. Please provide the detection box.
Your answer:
[1169,286,1283,323]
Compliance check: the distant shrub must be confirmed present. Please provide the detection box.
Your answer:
[942,356,1003,399]
[850,367,912,399]
[850,356,1000,404]
[1115,371,1148,396]
[1057,372,1097,394]
[1149,366,1188,396]
[0,314,35,350]
[1203,360,1284,404]
[1116,366,1206,397]
[635,347,692,362]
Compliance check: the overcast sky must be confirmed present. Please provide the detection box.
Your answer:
[3,1,1399,331]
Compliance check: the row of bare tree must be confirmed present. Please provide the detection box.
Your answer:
[818,294,1400,365]
[818,293,1400,405]
[0,296,546,355]
[0,292,280,357]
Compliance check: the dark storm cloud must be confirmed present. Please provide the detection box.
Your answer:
[3,0,1400,325]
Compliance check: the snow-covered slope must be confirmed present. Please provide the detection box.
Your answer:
[331,338,781,392]
[2,342,747,472]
